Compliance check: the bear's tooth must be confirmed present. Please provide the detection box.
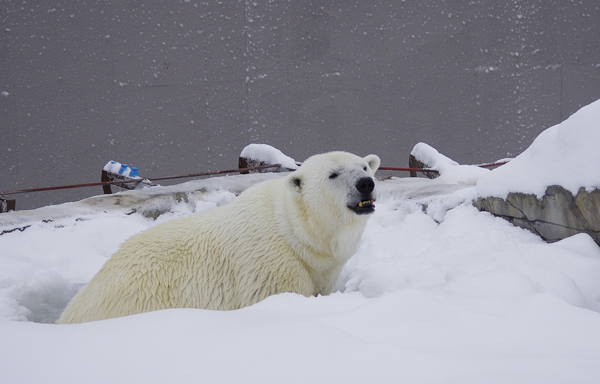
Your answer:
[358,201,363,207]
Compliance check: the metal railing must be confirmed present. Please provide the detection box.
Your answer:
[0,160,509,213]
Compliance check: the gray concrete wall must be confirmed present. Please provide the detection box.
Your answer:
[2,1,600,210]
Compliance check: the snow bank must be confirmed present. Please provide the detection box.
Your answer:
[341,202,600,312]
[240,143,299,170]
[477,99,600,198]
[2,134,600,382]
[3,292,600,384]
[411,142,490,185]
[2,182,600,382]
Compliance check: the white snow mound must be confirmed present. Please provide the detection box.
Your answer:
[477,99,600,198]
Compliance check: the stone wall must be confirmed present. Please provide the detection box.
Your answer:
[474,186,600,245]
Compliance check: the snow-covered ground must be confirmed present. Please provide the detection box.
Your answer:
[1,101,600,383]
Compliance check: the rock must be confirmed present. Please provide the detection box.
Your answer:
[473,185,600,245]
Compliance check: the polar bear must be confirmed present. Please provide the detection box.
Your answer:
[57,151,380,324]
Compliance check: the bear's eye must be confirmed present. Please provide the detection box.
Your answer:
[363,166,367,171]
[329,172,339,179]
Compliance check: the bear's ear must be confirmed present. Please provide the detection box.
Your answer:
[364,154,381,172]
[289,175,302,193]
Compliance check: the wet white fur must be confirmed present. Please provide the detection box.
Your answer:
[57,151,380,323]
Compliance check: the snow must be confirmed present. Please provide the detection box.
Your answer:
[477,99,600,198]
[240,143,299,170]
[2,101,600,383]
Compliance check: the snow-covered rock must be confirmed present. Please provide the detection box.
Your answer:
[476,99,600,199]
[474,99,600,244]
[410,142,490,185]
[239,143,299,172]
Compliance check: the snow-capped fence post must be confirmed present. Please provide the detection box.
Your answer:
[238,144,300,174]
[408,154,440,179]
[407,143,510,180]
[101,161,154,194]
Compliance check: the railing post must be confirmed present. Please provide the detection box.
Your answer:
[1,196,16,213]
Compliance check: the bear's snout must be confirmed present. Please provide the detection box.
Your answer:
[348,177,376,215]
[356,177,375,195]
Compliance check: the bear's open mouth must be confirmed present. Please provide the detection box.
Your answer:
[348,199,375,215]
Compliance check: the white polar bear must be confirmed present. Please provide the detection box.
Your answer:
[57,151,380,324]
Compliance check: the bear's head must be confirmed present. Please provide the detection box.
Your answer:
[288,151,381,219]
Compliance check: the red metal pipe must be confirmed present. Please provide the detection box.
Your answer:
[379,167,437,172]
[1,164,282,195]
[476,161,510,168]
[379,160,509,173]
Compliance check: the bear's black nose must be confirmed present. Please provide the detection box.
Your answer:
[356,177,375,195]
